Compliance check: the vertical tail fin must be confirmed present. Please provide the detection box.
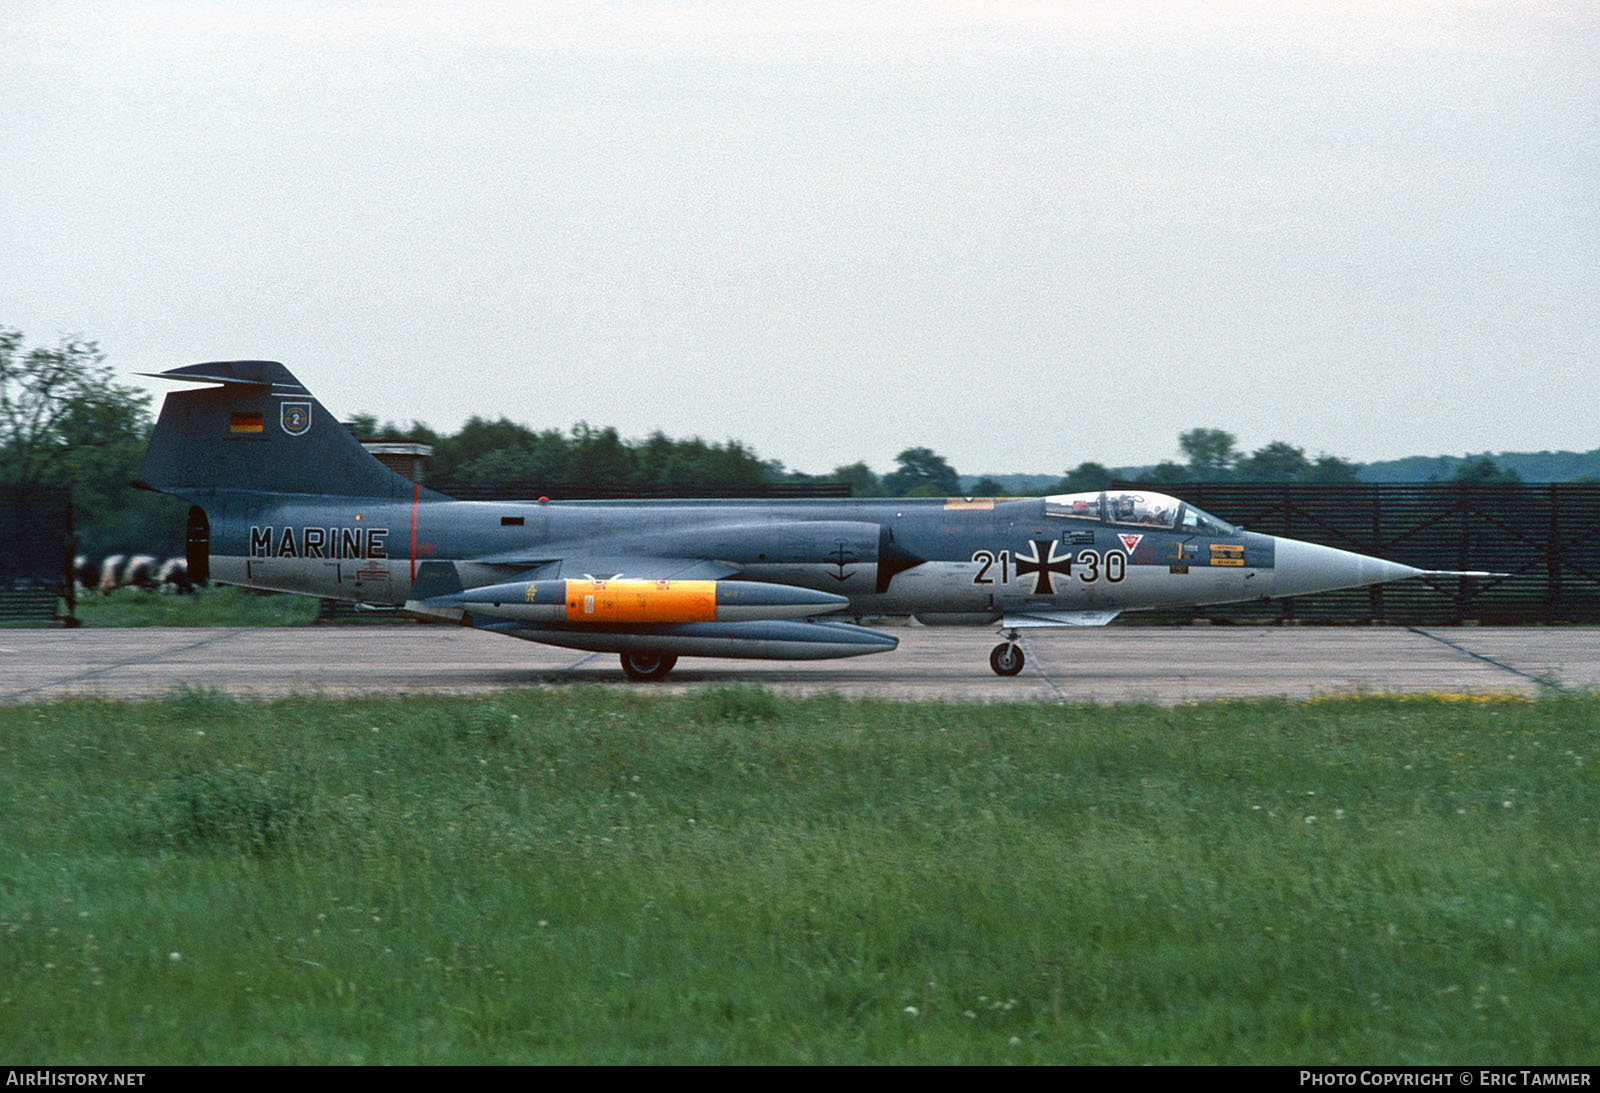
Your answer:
[137,361,432,500]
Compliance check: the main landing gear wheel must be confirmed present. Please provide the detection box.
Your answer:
[989,642,1025,677]
[620,652,678,682]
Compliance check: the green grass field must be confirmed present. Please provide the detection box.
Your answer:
[67,585,322,627]
[3,687,1597,1063]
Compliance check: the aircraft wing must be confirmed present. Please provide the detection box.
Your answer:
[1001,609,1123,628]
[464,520,888,581]
[506,556,743,582]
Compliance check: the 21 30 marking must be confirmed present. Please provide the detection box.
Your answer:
[972,547,1127,589]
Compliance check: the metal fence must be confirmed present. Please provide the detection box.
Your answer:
[0,484,73,624]
[14,480,1593,625]
[1113,482,1600,625]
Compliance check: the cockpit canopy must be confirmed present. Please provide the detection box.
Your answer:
[1042,491,1239,536]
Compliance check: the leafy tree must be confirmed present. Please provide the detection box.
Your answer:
[418,413,777,495]
[635,432,768,491]
[563,423,634,489]
[450,448,541,495]
[1232,442,1362,483]
[1234,441,1310,482]
[428,417,569,487]
[1449,456,1521,484]
[828,462,885,498]
[1304,453,1361,483]
[968,476,1007,497]
[882,447,960,497]
[0,328,186,556]
[1178,428,1238,479]
[0,329,150,484]
[346,414,439,446]
[1053,461,1115,494]
[1136,460,1194,485]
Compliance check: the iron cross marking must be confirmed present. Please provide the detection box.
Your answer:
[1015,539,1073,596]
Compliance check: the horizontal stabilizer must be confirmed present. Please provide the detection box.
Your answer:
[139,360,312,393]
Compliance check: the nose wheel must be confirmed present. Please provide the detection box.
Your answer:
[620,652,678,681]
[989,639,1025,677]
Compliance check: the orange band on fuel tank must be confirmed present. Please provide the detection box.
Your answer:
[563,579,717,624]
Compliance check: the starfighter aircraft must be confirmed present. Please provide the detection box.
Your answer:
[137,362,1475,680]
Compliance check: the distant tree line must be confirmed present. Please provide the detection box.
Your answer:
[1050,430,1543,493]
[349,414,775,495]
[1133,429,1366,485]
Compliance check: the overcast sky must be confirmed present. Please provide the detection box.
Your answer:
[6,1,1596,477]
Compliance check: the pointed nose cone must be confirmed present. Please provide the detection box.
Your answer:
[1271,537,1424,598]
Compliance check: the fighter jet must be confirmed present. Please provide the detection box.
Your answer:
[137,361,1474,679]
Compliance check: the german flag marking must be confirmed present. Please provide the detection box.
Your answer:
[230,412,264,434]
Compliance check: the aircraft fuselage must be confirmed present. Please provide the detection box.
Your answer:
[138,361,1442,679]
[195,491,1284,618]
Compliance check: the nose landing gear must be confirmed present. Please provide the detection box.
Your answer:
[989,630,1025,676]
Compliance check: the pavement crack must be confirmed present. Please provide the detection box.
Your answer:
[558,651,603,674]
[1,629,249,701]
[1017,631,1070,703]
[1405,627,1566,693]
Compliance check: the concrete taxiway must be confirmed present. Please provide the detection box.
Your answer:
[3,623,1596,704]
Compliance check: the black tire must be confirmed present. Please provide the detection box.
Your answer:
[989,642,1024,676]
[620,652,678,681]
